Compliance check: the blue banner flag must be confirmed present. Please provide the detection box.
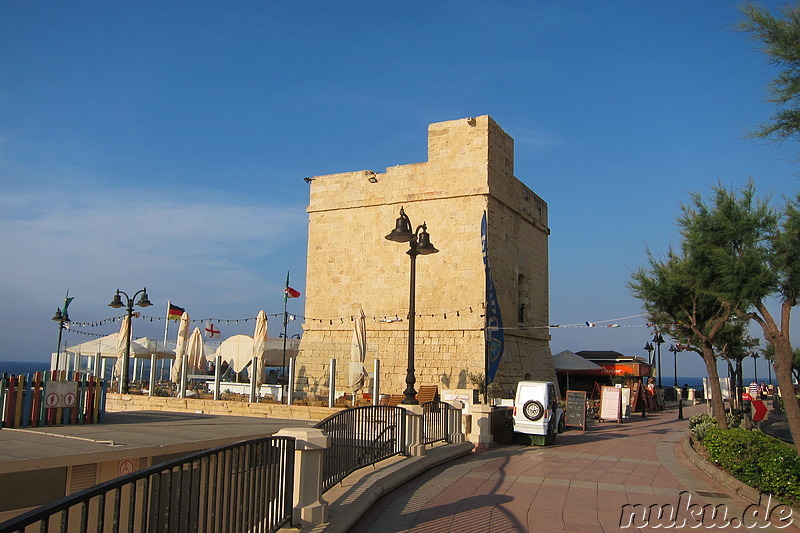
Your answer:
[481,212,504,384]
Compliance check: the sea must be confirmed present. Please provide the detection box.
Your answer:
[0,362,772,393]
[0,359,169,381]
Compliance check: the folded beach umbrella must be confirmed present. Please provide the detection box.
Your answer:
[185,327,207,374]
[113,315,131,379]
[253,310,269,385]
[170,312,190,382]
[349,309,368,394]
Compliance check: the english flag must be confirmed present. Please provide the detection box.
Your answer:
[205,321,221,339]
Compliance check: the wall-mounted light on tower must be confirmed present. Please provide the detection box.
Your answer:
[368,171,378,183]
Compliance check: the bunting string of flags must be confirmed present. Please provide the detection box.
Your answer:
[62,305,651,335]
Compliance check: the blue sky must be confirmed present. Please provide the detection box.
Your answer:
[1,1,798,381]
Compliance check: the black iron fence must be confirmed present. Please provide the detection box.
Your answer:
[0,436,295,533]
[421,400,452,445]
[314,405,407,493]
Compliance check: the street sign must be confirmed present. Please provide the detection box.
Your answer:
[119,459,135,477]
[751,400,768,422]
[44,381,79,409]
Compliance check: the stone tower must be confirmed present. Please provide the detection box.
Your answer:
[294,116,555,400]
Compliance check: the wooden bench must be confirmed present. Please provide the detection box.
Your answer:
[416,385,438,404]
[379,394,406,406]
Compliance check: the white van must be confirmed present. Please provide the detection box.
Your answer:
[513,381,565,442]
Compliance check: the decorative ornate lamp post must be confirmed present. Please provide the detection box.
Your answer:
[385,207,439,405]
[652,333,665,389]
[51,307,71,371]
[108,288,152,393]
[644,342,654,367]
[669,344,680,388]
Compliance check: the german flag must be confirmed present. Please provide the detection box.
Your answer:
[168,303,185,321]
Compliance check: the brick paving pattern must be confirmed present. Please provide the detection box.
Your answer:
[349,405,800,532]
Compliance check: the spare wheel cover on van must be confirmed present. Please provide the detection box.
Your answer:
[522,400,544,421]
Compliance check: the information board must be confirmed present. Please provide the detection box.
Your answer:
[599,386,622,423]
[565,390,587,431]
[44,381,78,409]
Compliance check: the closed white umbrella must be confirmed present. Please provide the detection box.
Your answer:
[170,312,190,382]
[349,309,368,394]
[113,315,131,380]
[253,310,269,385]
[186,327,207,374]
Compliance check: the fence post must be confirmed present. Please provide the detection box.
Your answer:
[468,404,494,449]
[400,405,426,457]
[213,355,222,401]
[149,353,157,397]
[249,356,258,403]
[328,359,336,408]
[287,358,296,405]
[444,400,465,443]
[372,359,380,406]
[275,427,329,528]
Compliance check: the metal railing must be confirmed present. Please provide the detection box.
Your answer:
[314,405,407,493]
[421,400,452,445]
[0,436,295,533]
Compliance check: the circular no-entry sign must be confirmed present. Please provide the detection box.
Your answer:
[63,392,76,407]
[45,393,59,408]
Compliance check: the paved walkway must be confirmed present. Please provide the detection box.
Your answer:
[345,405,800,532]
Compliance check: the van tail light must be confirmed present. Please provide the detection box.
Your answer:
[513,407,517,416]
[544,409,549,420]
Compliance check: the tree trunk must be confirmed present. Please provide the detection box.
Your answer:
[754,301,800,454]
[774,335,800,454]
[702,345,728,429]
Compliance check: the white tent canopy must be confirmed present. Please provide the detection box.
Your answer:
[212,335,300,373]
[66,333,153,358]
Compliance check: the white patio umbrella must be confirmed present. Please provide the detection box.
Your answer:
[552,350,602,390]
[215,334,256,374]
[113,315,131,380]
[170,312,190,382]
[253,310,269,385]
[186,327,207,374]
[348,309,368,395]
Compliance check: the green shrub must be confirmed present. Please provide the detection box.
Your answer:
[703,428,800,504]
[688,412,717,441]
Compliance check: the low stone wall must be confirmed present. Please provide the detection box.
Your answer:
[105,394,342,421]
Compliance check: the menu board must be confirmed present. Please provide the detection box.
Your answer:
[600,386,623,423]
[565,390,587,431]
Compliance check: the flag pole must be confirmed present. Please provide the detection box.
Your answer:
[282,272,289,380]
[163,300,171,344]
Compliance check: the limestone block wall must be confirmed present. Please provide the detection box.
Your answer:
[295,116,554,399]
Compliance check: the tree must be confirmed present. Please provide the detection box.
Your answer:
[630,250,732,429]
[663,181,800,452]
[740,3,800,144]
[743,192,800,451]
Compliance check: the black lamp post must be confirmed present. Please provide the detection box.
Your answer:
[751,351,758,383]
[669,344,679,388]
[653,333,665,388]
[385,207,439,405]
[108,288,152,393]
[51,307,70,372]
[644,342,654,367]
